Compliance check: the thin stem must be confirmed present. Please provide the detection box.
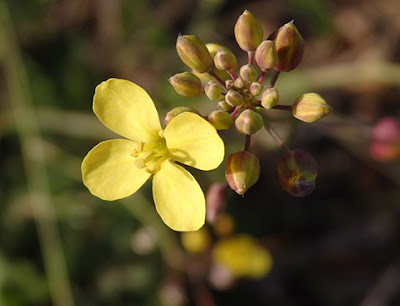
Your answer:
[228,70,237,80]
[248,51,254,65]
[272,104,292,111]
[209,71,227,90]
[263,119,290,153]
[230,105,241,118]
[268,70,280,88]
[244,135,252,151]
[258,71,266,83]
[0,3,75,306]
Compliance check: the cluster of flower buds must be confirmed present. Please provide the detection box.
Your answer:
[169,10,333,196]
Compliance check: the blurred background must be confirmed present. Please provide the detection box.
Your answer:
[1,0,400,305]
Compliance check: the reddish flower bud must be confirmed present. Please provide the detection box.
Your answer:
[369,117,400,161]
[239,64,258,82]
[255,40,277,71]
[235,109,264,135]
[270,21,305,72]
[214,49,237,71]
[277,149,318,197]
[205,183,228,223]
[164,106,201,125]
[225,151,260,195]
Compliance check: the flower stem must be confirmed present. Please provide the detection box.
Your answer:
[209,71,227,90]
[230,105,241,118]
[272,104,292,111]
[268,70,280,88]
[244,135,252,151]
[228,70,237,80]
[263,119,290,153]
[258,71,266,83]
[248,51,255,65]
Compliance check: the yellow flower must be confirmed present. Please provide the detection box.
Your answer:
[81,79,224,231]
[212,234,273,279]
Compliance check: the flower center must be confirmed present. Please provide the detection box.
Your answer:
[131,134,170,174]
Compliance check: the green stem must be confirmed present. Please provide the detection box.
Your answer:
[0,3,75,306]
[263,119,290,153]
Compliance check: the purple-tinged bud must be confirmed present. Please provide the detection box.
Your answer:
[277,149,318,197]
[214,49,237,71]
[225,151,260,195]
[164,106,201,125]
[225,79,234,89]
[240,64,258,82]
[261,87,279,109]
[176,35,213,73]
[250,82,263,96]
[235,109,264,135]
[169,72,202,98]
[255,40,277,71]
[234,10,264,52]
[292,93,332,123]
[233,77,246,89]
[269,21,305,72]
[204,81,222,100]
[218,99,234,111]
[206,183,228,223]
[369,117,400,161]
[225,89,244,107]
[208,110,233,130]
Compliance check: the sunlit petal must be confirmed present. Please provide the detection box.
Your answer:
[153,160,205,231]
[164,112,224,170]
[93,78,162,142]
[82,139,151,200]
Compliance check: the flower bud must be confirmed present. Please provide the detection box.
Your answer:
[208,110,233,130]
[214,49,237,71]
[250,82,263,96]
[239,64,258,82]
[270,21,305,72]
[261,87,279,109]
[225,79,234,89]
[369,117,400,161]
[164,106,201,125]
[225,89,244,107]
[176,35,213,73]
[218,99,234,111]
[292,93,332,123]
[234,10,263,52]
[225,151,260,195]
[204,81,222,100]
[255,40,277,71]
[205,183,228,223]
[277,149,318,197]
[235,109,264,135]
[206,43,230,58]
[233,77,245,89]
[169,72,202,97]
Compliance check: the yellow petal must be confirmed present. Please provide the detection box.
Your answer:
[93,78,162,143]
[164,112,225,170]
[152,160,205,231]
[82,139,151,200]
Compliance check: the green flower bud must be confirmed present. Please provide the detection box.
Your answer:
[176,35,213,73]
[214,49,237,71]
[250,82,263,96]
[204,81,222,101]
[218,99,234,111]
[208,110,233,130]
[169,72,202,98]
[164,106,201,125]
[235,109,264,135]
[270,21,305,72]
[240,64,258,82]
[234,10,264,52]
[261,87,279,109]
[206,43,230,58]
[277,149,318,197]
[292,93,332,123]
[255,40,277,71]
[225,89,244,107]
[233,77,245,89]
[225,151,260,195]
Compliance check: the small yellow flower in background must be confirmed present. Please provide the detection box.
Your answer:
[81,78,224,231]
[212,234,273,279]
[180,227,211,254]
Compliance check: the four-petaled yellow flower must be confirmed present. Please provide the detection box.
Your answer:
[82,79,224,231]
